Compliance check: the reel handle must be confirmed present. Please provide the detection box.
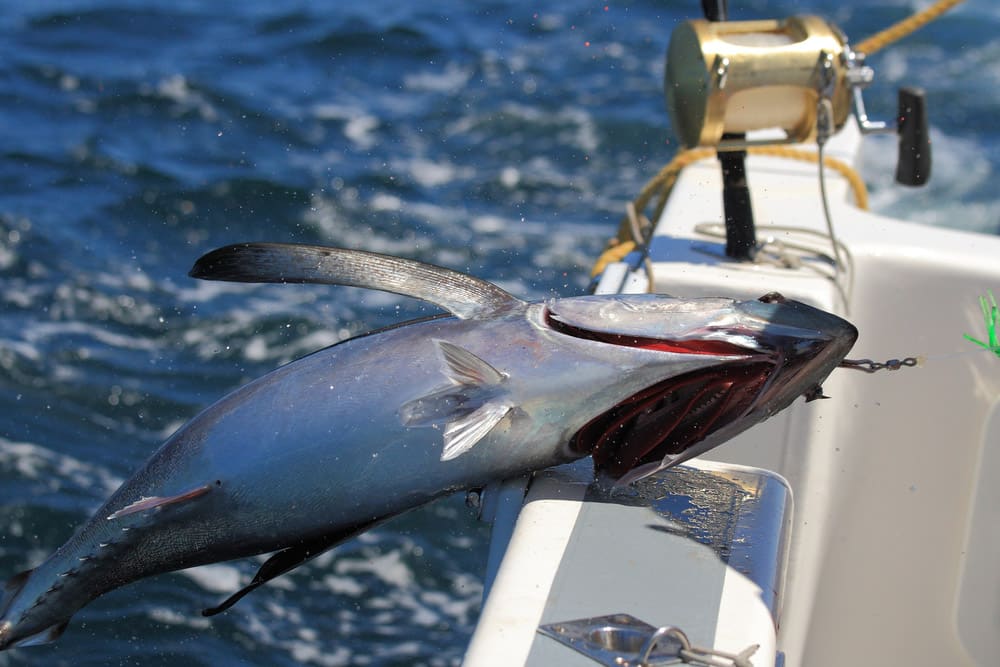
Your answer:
[896,86,931,186]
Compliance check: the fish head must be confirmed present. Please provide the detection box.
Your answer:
[728,291,859,416]
[548,292,857,483]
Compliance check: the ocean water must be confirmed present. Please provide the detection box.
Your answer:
[0,1,995,665]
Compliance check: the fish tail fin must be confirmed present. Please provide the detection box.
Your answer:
[0,570,71,650]
[1,569,31,617]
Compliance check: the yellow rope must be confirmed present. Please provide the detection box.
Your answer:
[854,0,965,56]
[750,146,869,210]
[590,240,637,278]
[591,146,869,276]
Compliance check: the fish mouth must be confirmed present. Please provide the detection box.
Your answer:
[550,292,857,480]
[544,308,753,357]
[546,305,775,478]
[569,360,774,479]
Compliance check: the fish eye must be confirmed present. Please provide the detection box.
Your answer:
[758,292,787,304]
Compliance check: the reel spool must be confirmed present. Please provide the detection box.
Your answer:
[665,15,851,151]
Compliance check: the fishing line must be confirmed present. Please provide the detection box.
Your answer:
[814,97,854,315]
[842,290,1000,372]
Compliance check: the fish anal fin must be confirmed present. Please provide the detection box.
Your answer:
[441,402,513,461]
[201,519,380,617]
[107,484,213,520]
[436,340,505,386]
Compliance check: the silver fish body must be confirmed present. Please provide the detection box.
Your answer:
[0,245,857,649]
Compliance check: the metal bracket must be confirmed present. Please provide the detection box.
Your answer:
[538,614,759,667]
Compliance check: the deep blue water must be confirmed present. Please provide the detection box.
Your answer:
[0,1,995,665]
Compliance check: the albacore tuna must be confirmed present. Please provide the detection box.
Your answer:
[0,243,857,649]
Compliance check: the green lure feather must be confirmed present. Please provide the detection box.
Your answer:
[964,290,1000,359]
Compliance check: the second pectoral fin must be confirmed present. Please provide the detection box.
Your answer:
[400,341,513,461]
[401,393,514,461]
[441,402,513,461]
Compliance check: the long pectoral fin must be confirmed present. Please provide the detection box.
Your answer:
[189,243,525,320]
[201,519,380,617]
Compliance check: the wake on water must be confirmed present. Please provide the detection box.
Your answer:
[0,1,995,665]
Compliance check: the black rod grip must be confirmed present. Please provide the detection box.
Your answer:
[896,87,931,186]
[703,0,756,261]
[701,0,729,21]
[719,147,756,260]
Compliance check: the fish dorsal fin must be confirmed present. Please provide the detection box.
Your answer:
[202,518,380,617]
[437,340,505,385]
[189,243,525,320]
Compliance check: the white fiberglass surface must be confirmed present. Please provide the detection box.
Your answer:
[793,245,1000,666]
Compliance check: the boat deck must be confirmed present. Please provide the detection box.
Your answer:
[468,123,1000,666]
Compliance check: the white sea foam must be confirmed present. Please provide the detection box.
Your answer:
[145,74,219,122]
[862,128,995,233]
[24,321,159,351]
[321,574,366,596]
[0,436,122,495]
[0,243,15,271]
[287,640,353,666]
[1,281,44,309]
[335,550,414,589]
[0,338,42,364]
[181,563,243,594]
[312,102,360,121]
[370,192,403,212]
[172,277,253,304]
[404,63,473,93]
[147,605,212,629]
[446,102,600,154]
[344,115,379,149]
[394,157,471,188]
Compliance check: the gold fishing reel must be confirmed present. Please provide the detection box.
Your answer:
[665,15,852,150]
[664,12,930,181]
